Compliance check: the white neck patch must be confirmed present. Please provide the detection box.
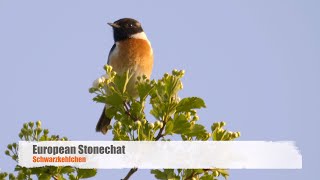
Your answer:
[130,32,150,43]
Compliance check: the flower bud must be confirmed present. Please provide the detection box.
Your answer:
[148,123,155,129]
[21,128,27,135]
[89,87,97,93]
[219,121,226,127]
[18,133,23,139]
[43,129,49,135]
[5,150,10,156]
[164,73,169,78]
[180,70,185,76]
[232,132,238,138]
[135,120,141,127]
[103,64,108,71]
[193,115,199,121]
[23,123,28,129]
[211,122,220,131]
[28,122,34,128]
[141,119,147,124]
[7,144,12,150]
[36,120,41,128]
[104,65,113,72]
[114,121,122,128]
[155,120,161,127]
[237,132,241,137]
[12,143,17,149]
[159,122,164,128]
[213,170,219,177]
[172,69,178,75]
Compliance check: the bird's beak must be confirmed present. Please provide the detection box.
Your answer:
[107,22,120,28]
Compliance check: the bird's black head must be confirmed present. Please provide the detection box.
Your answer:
[108,18,144,42]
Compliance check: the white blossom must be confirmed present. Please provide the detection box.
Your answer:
[92,74,108,88]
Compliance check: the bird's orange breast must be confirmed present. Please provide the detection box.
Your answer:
[109,38,153,78]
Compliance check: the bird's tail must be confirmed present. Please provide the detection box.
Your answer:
[96,107,111,134]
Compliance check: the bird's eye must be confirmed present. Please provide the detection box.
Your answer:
[128,24,133,27]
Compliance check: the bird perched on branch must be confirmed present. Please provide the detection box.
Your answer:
[96,18,154,134]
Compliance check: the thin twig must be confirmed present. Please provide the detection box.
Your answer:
[121,168,138,180]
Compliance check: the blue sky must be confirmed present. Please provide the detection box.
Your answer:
[0,0,319,179]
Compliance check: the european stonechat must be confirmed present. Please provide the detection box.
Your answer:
[96,18,154,134]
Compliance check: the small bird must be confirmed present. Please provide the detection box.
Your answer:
[96,18,154,134]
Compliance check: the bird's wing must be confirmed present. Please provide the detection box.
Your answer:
[107,44,116,65]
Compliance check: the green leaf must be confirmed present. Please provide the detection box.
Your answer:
[105,106,118,119]
[171,114,191,134]
[92,95,106,103]
[37,174,51,180]
[105,93,123,107]
[77,169,97,179]
[163,169,179,179]
[151,169,179,180]
[68,174,77,180]
[130,101,143,118]
[176,97,206,113]
[151,169,167,180]
[165,121,174,135]
[30,167,43,174]
[217,169,229,179]
[137,80,154,101]
[185,124,207,137]
[60,166,75,174]
[14,165,22,171]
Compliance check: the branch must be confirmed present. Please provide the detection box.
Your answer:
[155,122,166,141]
[121,168,138,180]
[123,102,138,122]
